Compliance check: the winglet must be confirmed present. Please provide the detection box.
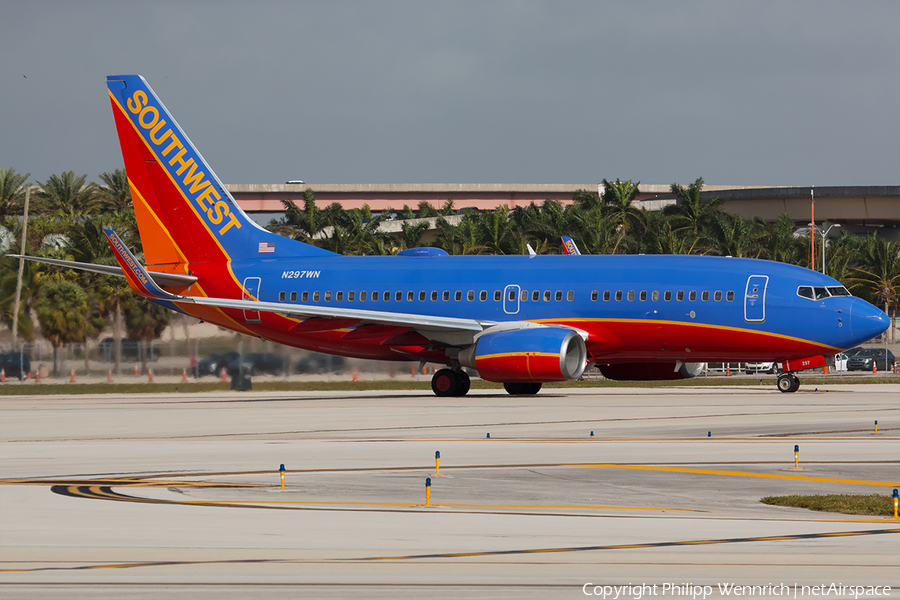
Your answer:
[561,236,581,255]
[103,228,178,301]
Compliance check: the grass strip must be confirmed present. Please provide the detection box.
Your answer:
[761,494,896,516]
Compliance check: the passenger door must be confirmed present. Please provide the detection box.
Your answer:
[242,276,261,323]
[744,275,768,322]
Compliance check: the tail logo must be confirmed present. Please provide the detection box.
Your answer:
[121,87,242,237]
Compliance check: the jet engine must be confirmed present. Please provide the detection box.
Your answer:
[597,361,705,381]
[459,327,587,383]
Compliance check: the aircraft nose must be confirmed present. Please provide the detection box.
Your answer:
[850,299,890,343]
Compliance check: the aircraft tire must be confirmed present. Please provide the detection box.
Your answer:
[777,373,798,393]
[457,370,471,396]
[503,382,542,395]
[432,369,460,397]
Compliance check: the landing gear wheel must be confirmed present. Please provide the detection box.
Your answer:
[432,369,460,397]
[503,382,542,395]
[777,373,800,393]
[457,370,471,396]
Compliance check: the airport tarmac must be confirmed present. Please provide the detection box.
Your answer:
[1,385,898,599]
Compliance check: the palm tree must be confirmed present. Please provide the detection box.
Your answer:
[121,289,172,374]
[700,212,758,258]
[35,279,89,376]
[476,206,521,255]
[849,234,900,340]
[0,168,31,217]
[664,177,724,237]
[417,201,440,218]
[398,220,430,251]
[93,169,132,213]
[35,171,99,214]
[601,178,645,236]
[280,188,327,244]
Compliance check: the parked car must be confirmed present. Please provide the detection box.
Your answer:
[0,352,31,381]
[194,352,286,377]
[294,353,346,374]
[832,353,849,372]
[97,337,160,362]
[744,362,780,374]
[842,346,866,358]
[846,349,895,372]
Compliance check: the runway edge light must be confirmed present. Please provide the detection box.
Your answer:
[425,477,432,506]
[279,463,285,490]
[892,489,897,519]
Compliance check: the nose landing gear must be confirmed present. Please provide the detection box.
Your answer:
[777,372,800,393]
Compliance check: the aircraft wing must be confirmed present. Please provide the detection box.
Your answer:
[101,229,488,335]
[7,254,198,288]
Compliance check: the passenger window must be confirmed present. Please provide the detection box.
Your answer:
[639,291,647,301]
[360,291,367,301]
[480,291,487,301]
[652,291,659,301]
[508,289,516,301]
[676,291,684,301]
[533,290,540,301]
[494,291,502,301]
[290,291,297,302]
[313,291,320,302]
[431,291,438,301]
[726,291,734,301]
[468,290,475,301]
[603,291,611,301]
[567,291,574,301]
[615,291,623,301]
[383,291,390,302]
[455,290,462,301]
[349,291,355,301]
[714,291,722,301]
[407,291,414,301]
[701,291,709,301]
[627,291,635,301]
[325,291,332,302]
[443,291,450,301]
[555,291,563,301]
[664,291,671,301]
[302,291,309,302]
[689,291,696,301]
[591,291,598,301]
[395,291,402,301]
[544,291,552,302]
[419,291,426,301]
[279,291,285,301]
[371,291,378,301]
[337,291,343,301]
[520,290,528,301]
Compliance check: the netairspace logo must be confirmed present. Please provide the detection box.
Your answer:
[582,583,893,599]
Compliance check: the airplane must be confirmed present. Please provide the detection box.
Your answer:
[13,75,890,396]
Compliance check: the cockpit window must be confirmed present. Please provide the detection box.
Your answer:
[813,287,829,299]
[797,286,814,299]
[827,286,851,297]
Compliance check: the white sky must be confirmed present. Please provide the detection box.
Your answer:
[2,0,898,186]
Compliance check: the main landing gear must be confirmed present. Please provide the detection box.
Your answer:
[431,368,471,397]
[777,372,800,393]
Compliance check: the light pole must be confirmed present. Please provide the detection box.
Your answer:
[809,223,841,275]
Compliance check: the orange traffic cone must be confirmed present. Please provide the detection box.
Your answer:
[352,369,358,382]
[873,363,877,374]
[148,368,153,383]
[221,367,228,382]
[182,368,188,383]
[70,369,75,383]
[824,365,829,375]
[36,371,40,383]
[726,365,730,376]
[134,363,139,376]
[1,368,5,383]
[107,370,113,383]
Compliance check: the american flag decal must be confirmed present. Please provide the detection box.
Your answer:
[258,242,275,253]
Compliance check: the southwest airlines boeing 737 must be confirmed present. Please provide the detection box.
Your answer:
[15,75,890,396]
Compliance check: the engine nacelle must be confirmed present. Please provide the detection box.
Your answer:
[459,327,587,383]
[598,361,705,381]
